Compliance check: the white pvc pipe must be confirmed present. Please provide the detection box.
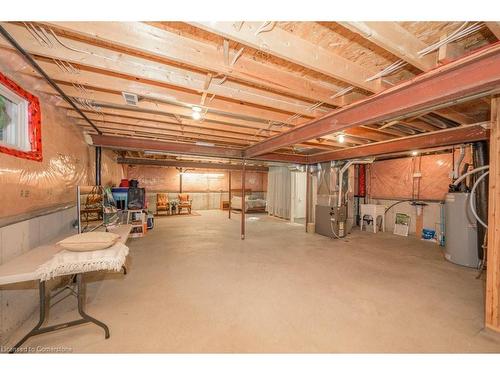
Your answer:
[452,165,489,187]
[453,146,465,180]
[470,171,489,228]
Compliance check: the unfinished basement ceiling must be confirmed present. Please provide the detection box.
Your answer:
[0,21,497,162]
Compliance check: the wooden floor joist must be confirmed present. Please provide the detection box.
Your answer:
[308,124,489,163]
[245,43,500,157]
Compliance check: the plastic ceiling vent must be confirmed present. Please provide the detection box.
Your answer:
[122,92,138,106]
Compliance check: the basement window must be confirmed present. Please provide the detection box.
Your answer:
[0,72,42,161]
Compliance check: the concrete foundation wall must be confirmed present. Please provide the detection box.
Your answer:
[147,191,266,212]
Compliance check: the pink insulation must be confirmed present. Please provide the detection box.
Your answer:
[0,49,124,219]
[125,165,267,192]
[368,149,472,201]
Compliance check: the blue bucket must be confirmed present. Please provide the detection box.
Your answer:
[422,228,436,240]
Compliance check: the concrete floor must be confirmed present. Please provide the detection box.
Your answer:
[6,210,500,353]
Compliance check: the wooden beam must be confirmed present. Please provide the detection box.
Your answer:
[437,34,464,64]
[91,134,243,158]
[486,22,500,40]
[117,157,269,171]
[52,83,277,131]
[0,23,329,118]
[190,22,470,126]
[14,58,307,125]
[67,110,273,140]
[78,118,338,152]
[84,127,247,148]
[254,152,307,164]
[77,119,255,146]
[41,21,355,107]
[17,62,401,144]
[308,124,488,163]
[339,22,436,71]
[189,21,383,93]
[245,43,500,157]
[486,96,500,332]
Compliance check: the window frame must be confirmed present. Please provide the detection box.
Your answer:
[0,72,42,161]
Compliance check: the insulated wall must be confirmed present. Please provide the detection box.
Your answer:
[1,50,85,220]
[125,165,267,192]
[368,149,471,201]
[125,165,268,211]
[0,49,124,223]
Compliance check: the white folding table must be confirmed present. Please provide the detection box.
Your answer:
[0,224,132,353]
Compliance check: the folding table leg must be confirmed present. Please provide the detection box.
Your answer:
[9,275,110,353]
[9,281,47,353]
[76,274,110,339]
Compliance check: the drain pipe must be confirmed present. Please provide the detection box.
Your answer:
[95,146,102,186]
[337,159,374,207]
[453,146,466,180]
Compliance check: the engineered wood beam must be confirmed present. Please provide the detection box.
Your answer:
[486,96,500,332]
[189,21,383,93]
[40,21,356,107]
[338,22,436,72]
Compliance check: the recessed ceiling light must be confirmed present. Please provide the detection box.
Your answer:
[337,134,345,143]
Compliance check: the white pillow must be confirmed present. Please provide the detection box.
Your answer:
[58,232,120,252]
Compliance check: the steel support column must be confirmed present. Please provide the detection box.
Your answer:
[228,170,232,219]
[241,161,246,240]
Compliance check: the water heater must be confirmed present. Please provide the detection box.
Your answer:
[444,192,479,268]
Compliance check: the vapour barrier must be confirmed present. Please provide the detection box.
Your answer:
[88,148,125,187]
[125,165,268,192]
[369,149,471,201]
[0,49,123,220]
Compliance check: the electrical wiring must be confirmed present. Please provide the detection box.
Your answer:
[365,60,407,82]
[417,22,484,57]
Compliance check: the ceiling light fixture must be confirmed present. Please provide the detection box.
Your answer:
[192,111,202,120]
[337,134,345,143]
[411,150,419,156]
[195,141,215,147]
